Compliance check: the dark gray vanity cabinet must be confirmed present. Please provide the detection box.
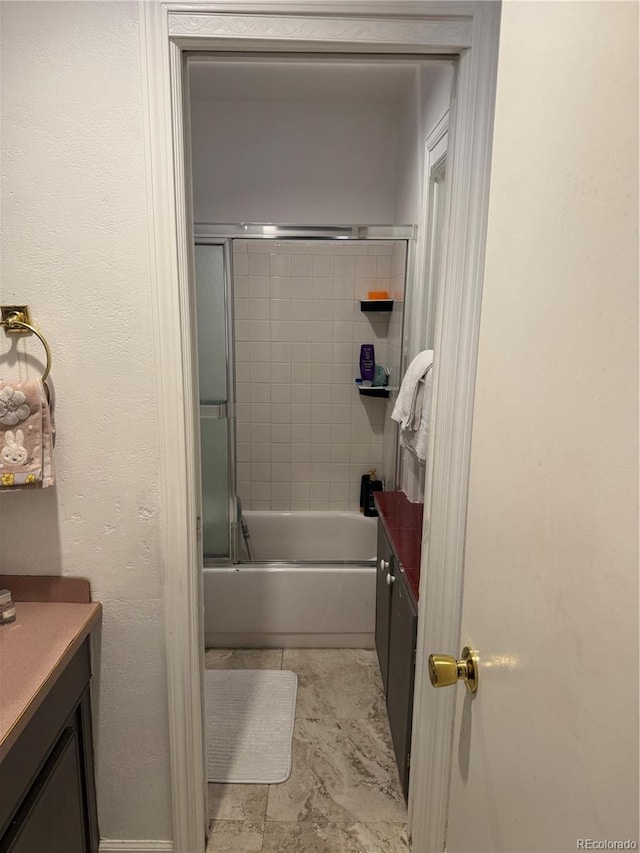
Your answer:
[386,565,418,799]
[375,521,418,800]
[0,640,99,853]
[375,522,395,693]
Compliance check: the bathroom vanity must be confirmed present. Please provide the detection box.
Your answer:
[0,580,101,853]
[374,492,422,800]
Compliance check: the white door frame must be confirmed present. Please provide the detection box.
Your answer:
[409,109,449,366]
[139,3,500,851]
[401,110,449,503]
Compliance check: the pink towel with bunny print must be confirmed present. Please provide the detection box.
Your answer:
[0,379,55,488]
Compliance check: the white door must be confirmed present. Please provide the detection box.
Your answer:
[434,4,639,852]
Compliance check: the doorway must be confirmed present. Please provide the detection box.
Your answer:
[140,6,501,851]
[188,60,445,843]
[188,57,446,665]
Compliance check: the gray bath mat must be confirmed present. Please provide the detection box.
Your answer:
[204,669,298,784]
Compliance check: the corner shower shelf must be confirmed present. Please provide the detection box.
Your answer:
[359,300,394,313]
[355,383,396,399]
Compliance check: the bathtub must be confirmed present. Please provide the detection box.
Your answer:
[204,511,378,648]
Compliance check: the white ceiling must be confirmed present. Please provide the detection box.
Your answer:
[188,60,436,103]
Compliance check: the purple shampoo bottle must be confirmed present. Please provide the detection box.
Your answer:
[359,344,375,382]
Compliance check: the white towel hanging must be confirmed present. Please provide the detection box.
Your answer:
[391,350,434,462]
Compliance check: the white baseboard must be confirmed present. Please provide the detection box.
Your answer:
[99,842,173,852]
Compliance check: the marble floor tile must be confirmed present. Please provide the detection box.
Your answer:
[203,648,408,848]
[205,647,283,670]
[206,819,264,853]
[282,649,386,720]
[208,783,268,821]
[344,821,410,852]
[262,820,410,853]
[266,717,406,825]
[262,819,344,853]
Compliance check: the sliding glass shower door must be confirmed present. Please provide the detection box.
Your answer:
[194,242,236,560]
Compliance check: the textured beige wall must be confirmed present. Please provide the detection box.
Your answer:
[0,1,172,842]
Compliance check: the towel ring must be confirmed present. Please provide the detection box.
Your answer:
[0,313,52,383]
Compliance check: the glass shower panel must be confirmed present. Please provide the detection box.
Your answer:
[200,417,230,557]
[195,244,227,404]
[195,243,233,559]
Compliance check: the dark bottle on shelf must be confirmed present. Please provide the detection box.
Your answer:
[363,471,383,517]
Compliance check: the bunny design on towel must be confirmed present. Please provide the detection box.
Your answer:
[391,350,434,462]
[0,379,55,488]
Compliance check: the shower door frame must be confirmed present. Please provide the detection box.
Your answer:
[196,223,414,567]
[140,4,501,852]
[194,237,239,564]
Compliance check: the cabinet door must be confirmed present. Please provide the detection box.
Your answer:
[375,523,395,692]
[386,571,418,800]
[1,728,86,853]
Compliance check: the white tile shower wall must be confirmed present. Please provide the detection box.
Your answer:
[233,239,407,511]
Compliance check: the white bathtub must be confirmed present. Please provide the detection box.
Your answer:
[204,511,377,648]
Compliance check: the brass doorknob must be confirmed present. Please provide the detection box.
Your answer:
[428,646,479,694]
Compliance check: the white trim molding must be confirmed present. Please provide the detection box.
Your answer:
[139,4,207,853]
[140,4,501,852]
[410,110,450,364]
[402,109,449,502]
[168,12,473,51]
[99,842,173,853]
[409,3,502,850]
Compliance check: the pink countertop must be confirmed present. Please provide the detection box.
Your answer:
[375,491,424,603]
[0,600,101,763]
